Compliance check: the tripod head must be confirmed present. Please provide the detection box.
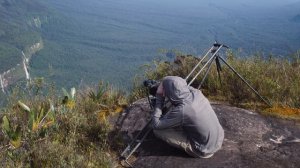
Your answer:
[211,41,229,54]
[186,41,229,86]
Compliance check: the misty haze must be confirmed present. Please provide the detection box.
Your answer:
[1,0,300,87]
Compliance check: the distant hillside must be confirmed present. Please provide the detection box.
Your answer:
[0,0,48,72]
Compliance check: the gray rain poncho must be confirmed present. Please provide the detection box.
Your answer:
[152,76,224,155]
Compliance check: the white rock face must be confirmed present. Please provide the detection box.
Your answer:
[0,75,5,93]
[27,17,42,28]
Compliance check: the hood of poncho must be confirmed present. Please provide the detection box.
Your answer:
[162,76,191,104]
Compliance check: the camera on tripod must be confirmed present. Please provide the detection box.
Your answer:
[143,79,160,109]
[143,79,160,96]
[120,42,271,167]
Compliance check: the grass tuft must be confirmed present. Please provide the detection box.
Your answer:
[0,81,127,167]
[263,105,300,120]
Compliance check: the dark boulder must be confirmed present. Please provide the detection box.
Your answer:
[114,99,300,168]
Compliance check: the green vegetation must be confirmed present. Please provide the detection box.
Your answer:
[29,2,141,88]
[0,81,127,167]
[0,0,48,72]
[132,50,300,119]
[1,1,299,163]
[1,1,299,165]
[1,50,299,166]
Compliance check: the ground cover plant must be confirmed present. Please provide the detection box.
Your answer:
[0,81,127,167]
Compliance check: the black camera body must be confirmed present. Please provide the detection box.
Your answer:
[143,79,160,96]
[143,79,160,109]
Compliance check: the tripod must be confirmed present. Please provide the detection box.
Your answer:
[185,42,271,106]
[120,42,272,167]
[119,95,155,167]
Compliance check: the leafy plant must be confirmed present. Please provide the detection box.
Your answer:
[18,100,55,132]
[62,87,76,109]
[88,82,127,123]
[88,82,109,103]
[1,116,22,149]
[0,81,125,167]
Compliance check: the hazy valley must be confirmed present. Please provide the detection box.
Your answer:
[1,0,300,89]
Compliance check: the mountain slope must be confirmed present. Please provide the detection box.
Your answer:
[0,0,48,72]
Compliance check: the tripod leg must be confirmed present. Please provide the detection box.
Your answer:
[124,128,152,160]
[188,45,223,86]
[185,46,214,81]
[198,56,216,89]
[218,56,272,107]
[147,96,154,110]
[216,56,222,85]
[120,125,152,168]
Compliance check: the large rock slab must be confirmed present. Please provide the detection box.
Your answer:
[115,99,300,168]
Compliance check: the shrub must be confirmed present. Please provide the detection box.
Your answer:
[133,50,300,119]
[0,81,127,167]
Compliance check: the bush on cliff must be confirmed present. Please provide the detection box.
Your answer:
[132,50,300,119]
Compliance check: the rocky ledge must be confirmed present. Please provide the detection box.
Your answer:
[114,99,300,168]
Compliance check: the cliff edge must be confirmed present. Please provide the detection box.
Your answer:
[115,99,300,168]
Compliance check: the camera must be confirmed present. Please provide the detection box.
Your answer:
[143,79,160,96]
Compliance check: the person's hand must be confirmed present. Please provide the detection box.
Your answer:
[156,83,164,95]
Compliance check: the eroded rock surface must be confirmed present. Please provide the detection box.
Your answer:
[115,99,300,168]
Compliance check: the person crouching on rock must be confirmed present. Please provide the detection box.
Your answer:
[152,76,224,158]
